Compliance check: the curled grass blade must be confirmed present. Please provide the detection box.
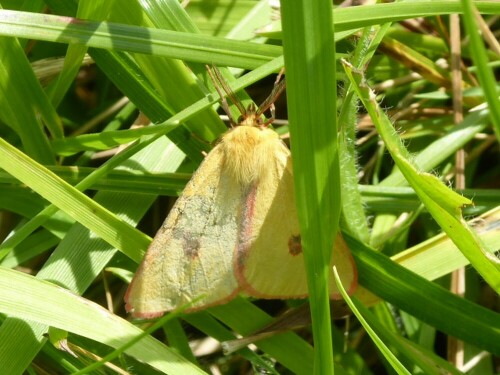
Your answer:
[343,60,500,294]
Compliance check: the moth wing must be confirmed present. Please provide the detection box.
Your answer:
[125,146,241,318]
[236,143,357,298]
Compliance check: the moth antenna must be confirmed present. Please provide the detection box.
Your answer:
[207,65,237,127]
[207,65,249,127]
[213,67,247,115]
[256,78,286,124]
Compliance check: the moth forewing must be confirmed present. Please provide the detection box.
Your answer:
[125,146,242,317]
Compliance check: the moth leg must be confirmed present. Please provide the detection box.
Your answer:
[263,103,276,127]
[275,67,285,85]
[262,67,286,126]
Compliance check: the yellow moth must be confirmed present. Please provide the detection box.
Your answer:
[125,68,357,318]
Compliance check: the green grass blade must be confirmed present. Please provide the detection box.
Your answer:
[260,2,500,37]
[334,267,411,375]
[346,234,500,355]
[341,281,464,374]
[460,0,500,140]
[0,9,281,69]
[0,137,150,261]
[46,1,113,107]
[0,267,206,374]
[0,38,58,163]
[338,22,391,244]
[281,1,340,373]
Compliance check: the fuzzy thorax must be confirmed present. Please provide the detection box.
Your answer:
[220,125,280,186]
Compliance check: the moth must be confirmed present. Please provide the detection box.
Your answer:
[125,68,357,318]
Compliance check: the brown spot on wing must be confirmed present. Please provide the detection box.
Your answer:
[288,234,302,256]
[183,236,201,259]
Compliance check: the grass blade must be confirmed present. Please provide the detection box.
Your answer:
[281,1,340,373]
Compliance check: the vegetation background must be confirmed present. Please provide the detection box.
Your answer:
[0,0,498,374]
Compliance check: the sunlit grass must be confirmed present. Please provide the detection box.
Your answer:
[0,1,498,374]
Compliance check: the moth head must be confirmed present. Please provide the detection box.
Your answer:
[238,104,265,128]
[206,65,285,129]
